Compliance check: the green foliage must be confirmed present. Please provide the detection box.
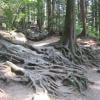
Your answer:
[0,0,35,31]
[76,24,82,35]
[0,0,22,31]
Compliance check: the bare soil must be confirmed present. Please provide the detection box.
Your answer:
[0,81,33,100]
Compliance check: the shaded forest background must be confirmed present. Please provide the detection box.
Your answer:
[0,0,99,39]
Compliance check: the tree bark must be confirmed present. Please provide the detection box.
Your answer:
[60,0,76,51]
[47,0,52,34]
[80,0,87,37]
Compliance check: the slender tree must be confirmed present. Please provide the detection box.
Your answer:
[47,0,52,34]
[61,0,76,49]
[37,0,44,31]
[99,0,100,38]
[60,0,85,64]
[79,0,87,37]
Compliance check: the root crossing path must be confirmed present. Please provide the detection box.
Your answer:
[65,68,100,100]
[1,68,100,100]
[83,68,100,100]
[58,68,100,100]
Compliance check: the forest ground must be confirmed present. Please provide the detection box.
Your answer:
[0,30,100,100]
[1,67,100,100]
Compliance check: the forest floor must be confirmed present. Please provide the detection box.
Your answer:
[1,67,100,100]
[0,30,100,100]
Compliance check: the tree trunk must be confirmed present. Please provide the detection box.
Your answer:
[60,0,87,64]
[37,0,44,31]
[91,0,95,31]
[47,0,52,34]
[80,0,87,37]
[60,0,76,51]
[98,0,100,39]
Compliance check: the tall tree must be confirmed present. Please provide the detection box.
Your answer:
[37,0,44,31]
[60,0,84,64]
[79,0,87,37]
[61,0,76,50]
[47,0,52,34]
[98,0,100,38]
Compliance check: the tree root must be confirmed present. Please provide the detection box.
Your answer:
[0,60,87,95]
[5,61,25,75]
[0,38,89,96]
[0,88,4,93]
[53,43,99,67]
[0,51,24,63]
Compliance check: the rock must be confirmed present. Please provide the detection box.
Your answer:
[0,30,27,45]
[9,31,27,44]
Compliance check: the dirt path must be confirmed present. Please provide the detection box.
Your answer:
[1,68,100,100]
[0,81,33,100]
[63,67,100,100]
[83,68,100,100]
[59,68,100,100]
[27,35,60,47]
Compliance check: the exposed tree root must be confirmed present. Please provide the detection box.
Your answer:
[0,60,87,95]
[0,38,91,97]
[0,88,4,93]
[53,42,99,67]
[0,51,24,63]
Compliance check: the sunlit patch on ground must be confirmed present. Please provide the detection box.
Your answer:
[77,38,97,47]
[33,91,51,100]
[0,89,8,100]
[28,36,60,47]
[0,30,27,44]
[33,42,50,47]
